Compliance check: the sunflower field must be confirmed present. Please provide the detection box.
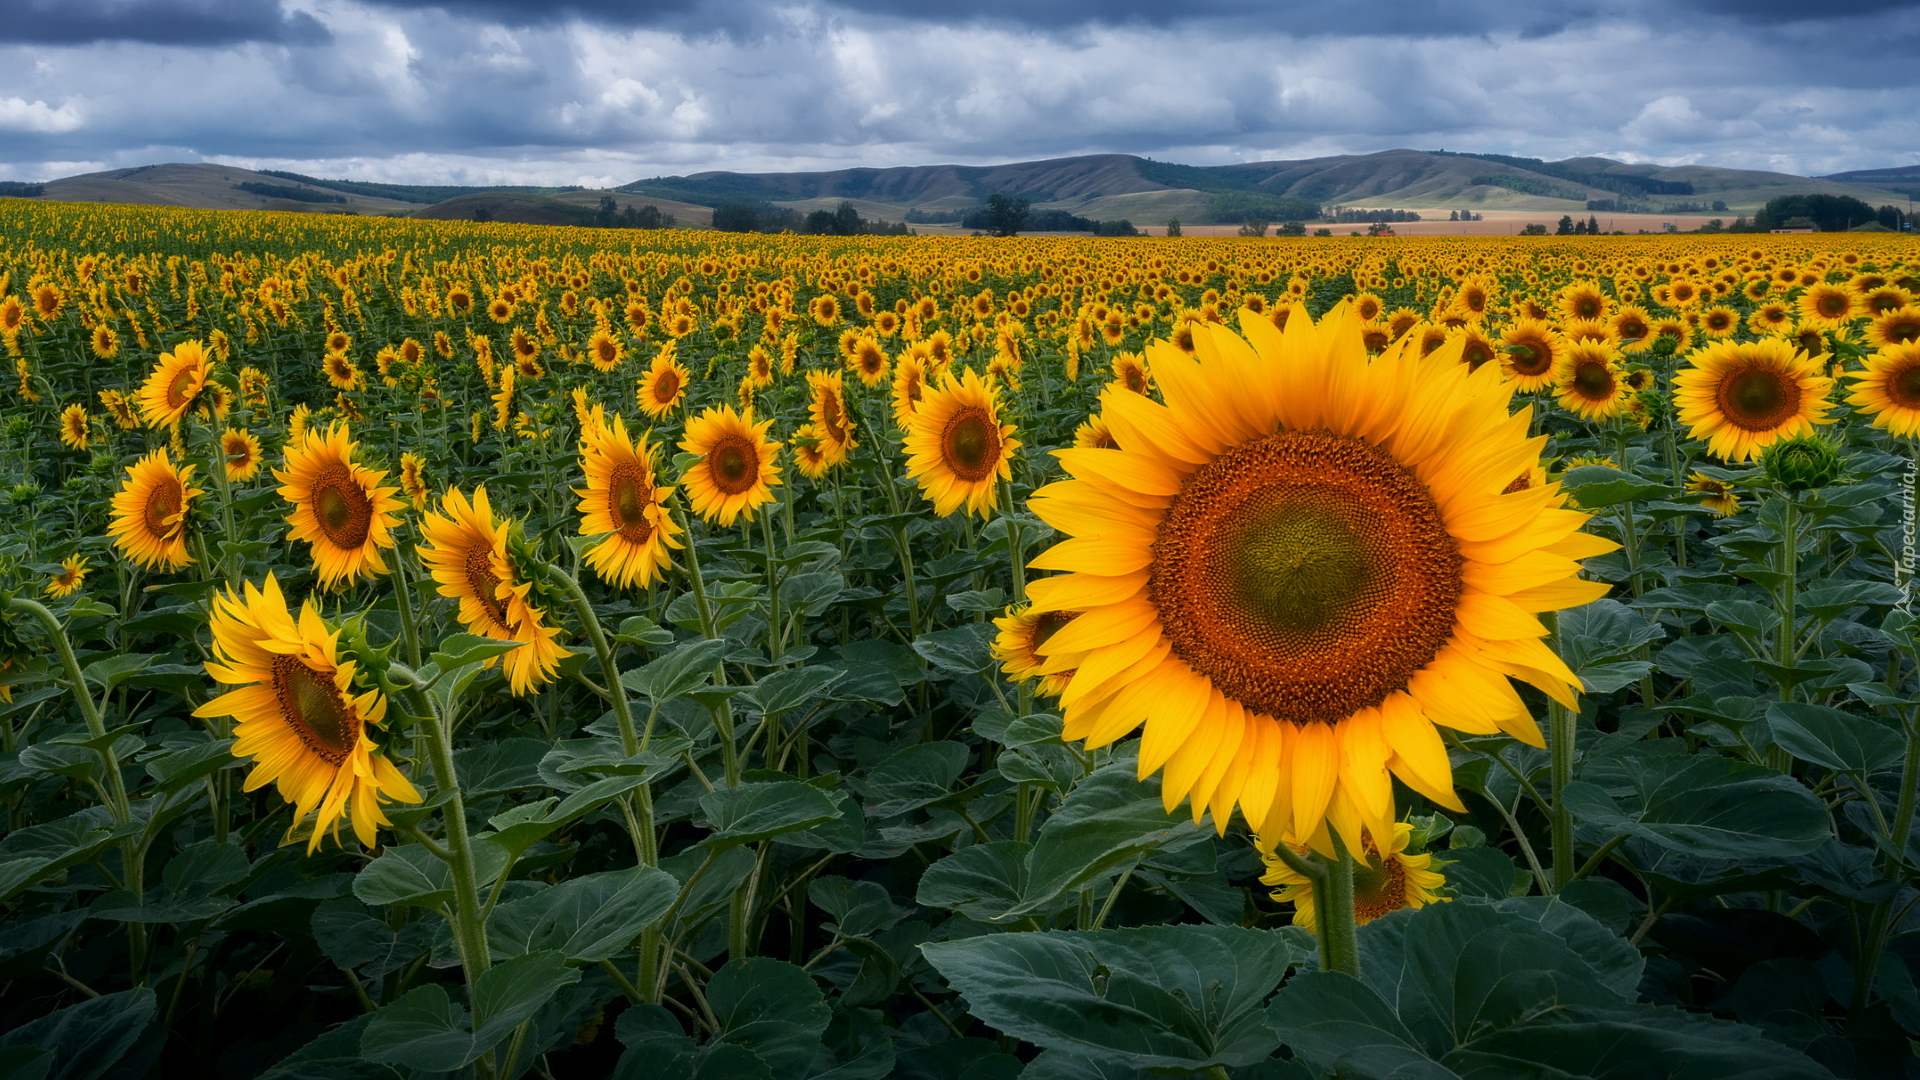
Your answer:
[2,199,1920,1080]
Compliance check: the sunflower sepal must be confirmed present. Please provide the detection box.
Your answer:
[334,610,398,694]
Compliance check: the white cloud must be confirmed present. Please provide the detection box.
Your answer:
[0,96,83,133]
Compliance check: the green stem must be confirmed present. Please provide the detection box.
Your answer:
[1000,483,1026,604]
[394,667,491,989]
[1313,836,1361,978]
[1776,493,1799,704]
[763,509,785,660]
[389,535,422,669]
[1543,610,1578,892]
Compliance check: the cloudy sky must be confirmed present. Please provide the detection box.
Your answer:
[1,0,1917,186]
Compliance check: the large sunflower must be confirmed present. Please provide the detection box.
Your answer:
[1021,306,1607,855]
[1847,342,1920,438]
[194,574,419,853]
[275,422,403,588]
[904,367,1020,520]
[575,406,683,588]
[136,339,212,429]
[1868,306,1920,350]
[109,448,201,571]
[419,486,565,695]
[679,405,782,526]
[1674,337,1834,462]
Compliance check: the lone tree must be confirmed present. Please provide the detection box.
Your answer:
[1166,219,1183,237]
[981,193,1030,237]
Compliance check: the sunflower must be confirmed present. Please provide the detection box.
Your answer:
[1753,301,1794,334]
[1798,282,1856,328]
[1021,305,1606,857]
[136,339,212,429]
[904,367,1020,520]
[1451,326,1498,372]
[1559,282,1609,323]
[790,423,836,479]
[58,403,89,449]
[322,352,360,391]
[1554,341,1628,420]
[1649,317,1691,348]
[992,606,1081,697]
[194,574,419,853]
[637,348,689,417]
[0,295,23,336]
[1699,306,1741,338]
[396,451,429,505]
[44,555,89,599]
[275,422,403,589]
[807,370,857,464]
[1111,352,1152,394]
[109,448,201,571]
[1847,342,1920,438]
[892,352,928,429]
[91,325,119,360]
[575,406,682,589]
[1674,337,1834,462]
[1073,414,1118,449]
[1261,822,1446,932]
[419,486,566,696]
[1867,306,1920,350]
[1685,472,1741,516]
[1498,319,1564,392]
[679,405,782,526]
[850,337,890,387]
[222,428,263,482]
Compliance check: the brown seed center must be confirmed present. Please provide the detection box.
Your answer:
[271,655,360,766]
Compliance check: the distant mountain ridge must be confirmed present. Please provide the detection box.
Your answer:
[6,151,1913,226]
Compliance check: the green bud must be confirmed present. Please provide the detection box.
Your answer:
[7,483,39,508]
[1761,434,1844,492]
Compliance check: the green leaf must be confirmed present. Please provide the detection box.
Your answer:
[912,623,997,677]
[0,813,123,904]
[0,988,155,1080]
[921,924,1298,1071]
[1559,754,1830,861]
[1012,766,1210,917]
[806,877,902,938]
[915,841,1031,923]
[621,638,731,701]
[353,841,510,910]
[359,950,581,1071]
[80,653,153,691]
[780,571,846,617]
[698,781,840,850]
[854,741,968,818]
[488,866,676,963]
[742,666,844,716]
[704,958,832,1080]
[1556,599,1665,670]
[1800,580,1905,619]
[1766,702,1905,775]
[429,632,525,670]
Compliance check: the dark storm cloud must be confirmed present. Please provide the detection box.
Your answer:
[0,0,328,45]
[0,0,1914,184]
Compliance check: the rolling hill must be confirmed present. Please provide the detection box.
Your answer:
[5,153,1912,229]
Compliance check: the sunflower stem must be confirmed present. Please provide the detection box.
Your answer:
[1314,836,1362,978]
[389,533,423,669]
[1000,482,1026,604]
[393,668,492,991]
[1775,491,1800,707]
[1542,610,1579,893]
[763,505,785,660]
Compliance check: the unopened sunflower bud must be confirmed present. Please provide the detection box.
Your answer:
[1762,434,1843,492]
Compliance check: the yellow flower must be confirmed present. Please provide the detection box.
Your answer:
[1024,304,1608,856]
[1846,342,1920,439]
[636,347,689,417]
[108,448,201,571]
[1553,341,1628,421]
[136,339,212,428]
[992,606,1080,697]
[575,406,682,589]
[1674,337,1834,462]
[419,486,566,696]
[45,555,89,599]
[194,574,419,853]
[678,405,783,526]
[1261,822,1447,932]
[1685,472,1741,516]
[58,403,89,449]
[903,367,1019,520]
[274,422,403,588]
